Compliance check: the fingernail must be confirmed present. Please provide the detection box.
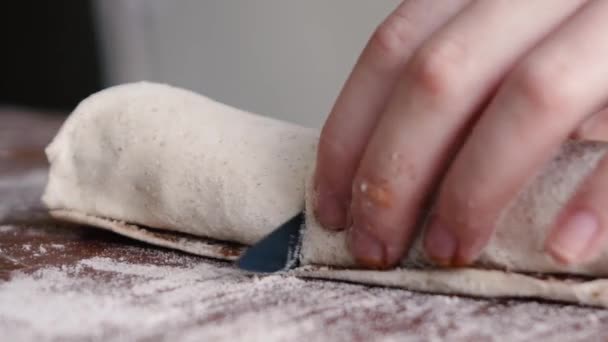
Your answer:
[547,210,599,264]
[314,189,347,230]
[424,219,458,266]
[347,225,387,269]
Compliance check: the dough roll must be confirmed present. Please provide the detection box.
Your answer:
[43,82,318,245]
[43,82,608,306]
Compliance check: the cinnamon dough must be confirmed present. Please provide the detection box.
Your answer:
[43,82,608,307]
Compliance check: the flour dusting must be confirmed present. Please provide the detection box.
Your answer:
[1,254,607,342]
[0,225,14,233]
[0,168,47,190]
[0,168,47,222]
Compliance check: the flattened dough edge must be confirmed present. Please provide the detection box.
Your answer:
[51,209,608,307]
[49,209,245,261]
[293,267,608,308]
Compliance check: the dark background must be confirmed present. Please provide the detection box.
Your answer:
[0,1,103,113]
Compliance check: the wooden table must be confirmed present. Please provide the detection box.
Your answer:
[1,109,608,341]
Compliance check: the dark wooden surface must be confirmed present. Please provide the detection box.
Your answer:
[2,109,608,341]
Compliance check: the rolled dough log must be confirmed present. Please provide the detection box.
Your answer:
[44,82,608,307]
[44,82,317,245]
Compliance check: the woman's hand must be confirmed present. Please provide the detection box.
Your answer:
[314,0,608,268]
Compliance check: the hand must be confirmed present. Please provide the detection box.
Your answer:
[313,0,608,269]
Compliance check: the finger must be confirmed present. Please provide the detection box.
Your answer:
[427,0,608,266]
[546,154,608,265]
[348,0,585,268]
[573,107,608,141]
[314,0,470,230]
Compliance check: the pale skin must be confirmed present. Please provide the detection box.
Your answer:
[314,0,608,269]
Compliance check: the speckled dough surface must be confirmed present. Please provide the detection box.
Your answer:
[43,82,608,307]
[43,82,318,246]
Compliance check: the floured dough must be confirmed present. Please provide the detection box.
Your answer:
[43,82,317,245]
[43,82,608,307]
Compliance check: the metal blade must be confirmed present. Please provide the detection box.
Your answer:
[236,212,304,273]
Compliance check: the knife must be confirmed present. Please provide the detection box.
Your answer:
[236,212,304,273]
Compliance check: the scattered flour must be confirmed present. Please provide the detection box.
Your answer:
[0,225,15,233]
[0,256,607,341]
[0,168,48,191]
[0,168,47,221]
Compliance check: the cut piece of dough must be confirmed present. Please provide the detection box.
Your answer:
[43,82,318,246]
[43,82,608,307]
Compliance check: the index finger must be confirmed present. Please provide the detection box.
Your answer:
[314,0,469,230]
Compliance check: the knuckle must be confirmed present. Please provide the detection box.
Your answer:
[354,176,395,209]
[368,11,415,65]
[318,132,346,158]
[409,39,466,98]
[512,59,575,114]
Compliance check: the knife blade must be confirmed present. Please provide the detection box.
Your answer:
[236,212,304,273]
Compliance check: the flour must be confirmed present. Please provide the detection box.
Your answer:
[1,254,607,341]
[0,168,47,190]
[0,168,47,222]
[0,225,14,233]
